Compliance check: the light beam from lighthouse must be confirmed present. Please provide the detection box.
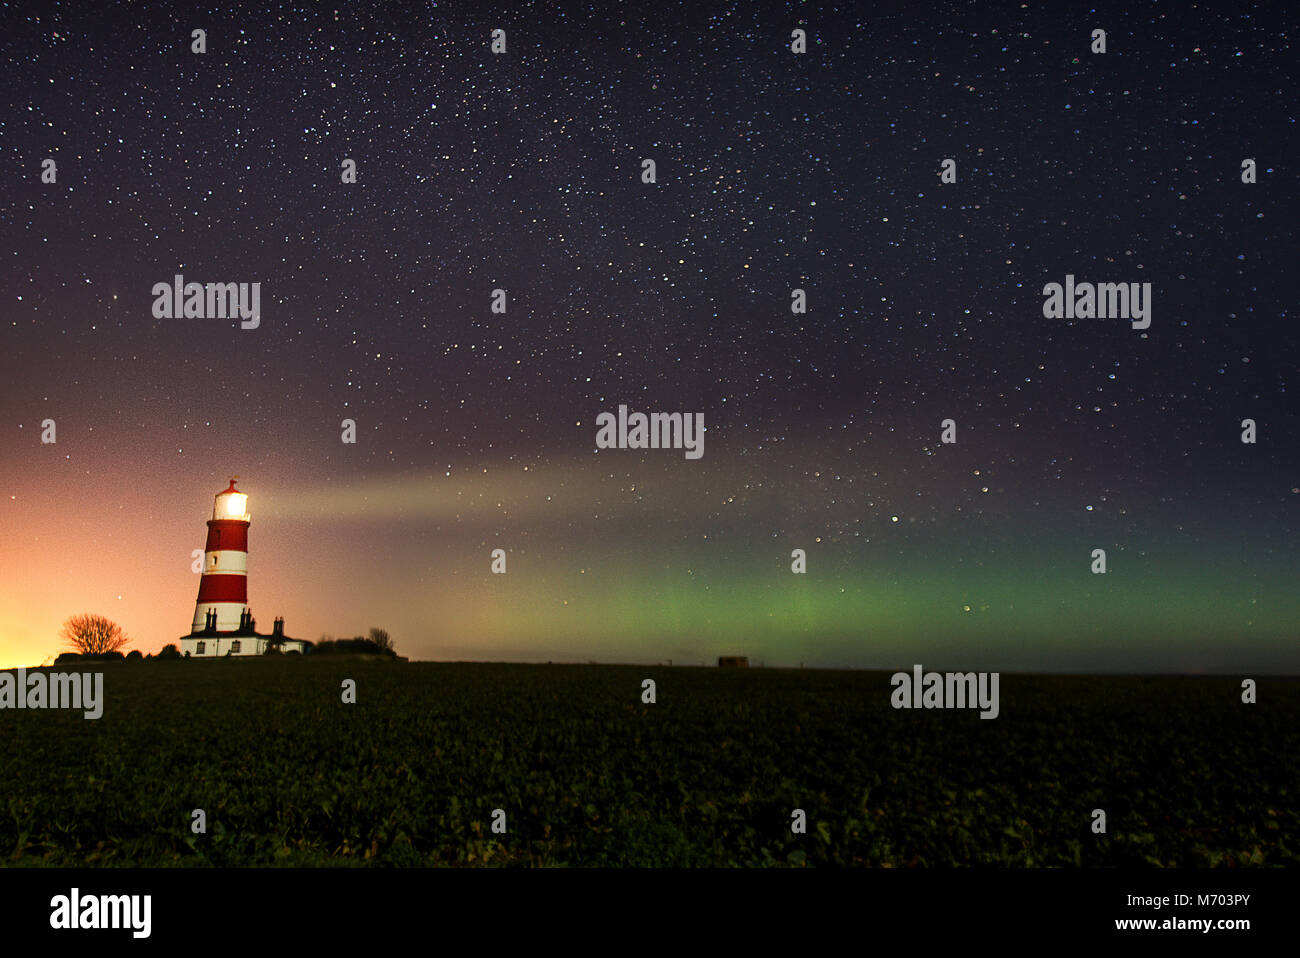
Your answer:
[191,478,251,634]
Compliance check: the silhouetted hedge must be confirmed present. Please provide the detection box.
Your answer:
[311,637,398,657]
[54,651,126,663]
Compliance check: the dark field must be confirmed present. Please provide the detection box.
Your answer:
[2,660,1296,866]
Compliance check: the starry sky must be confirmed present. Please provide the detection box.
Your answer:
[1,1,1297,672]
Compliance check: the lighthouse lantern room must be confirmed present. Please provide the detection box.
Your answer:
[179,478,312,657]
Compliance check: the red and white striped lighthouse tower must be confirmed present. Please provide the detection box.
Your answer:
[190,478,251,634]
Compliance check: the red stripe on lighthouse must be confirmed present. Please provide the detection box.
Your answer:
[196,574,249,603]
[204,520,249,552]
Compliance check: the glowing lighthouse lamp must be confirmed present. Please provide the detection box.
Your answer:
[179,478,311,657]
[222,487,249,518]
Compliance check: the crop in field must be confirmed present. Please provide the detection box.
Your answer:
[2,660,1294,867]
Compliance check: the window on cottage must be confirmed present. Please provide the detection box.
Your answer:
[196,641,206,654]
[231,640,241,653]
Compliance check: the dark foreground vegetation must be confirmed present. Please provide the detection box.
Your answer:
[2,661,1295,866]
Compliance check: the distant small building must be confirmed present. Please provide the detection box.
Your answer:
[718,656,749,668]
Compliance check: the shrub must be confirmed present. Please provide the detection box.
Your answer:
[312,635,398,657]
[53,651,126,664]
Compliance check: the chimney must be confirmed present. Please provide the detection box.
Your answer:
[273,617,284,637]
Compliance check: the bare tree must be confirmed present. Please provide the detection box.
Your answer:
[368,627,394,653]
[60,613,130,656]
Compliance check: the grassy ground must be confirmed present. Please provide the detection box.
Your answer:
[2,659,1295,866]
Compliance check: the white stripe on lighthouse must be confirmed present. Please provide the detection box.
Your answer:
[204,550,248,574]
[191,602,246,633]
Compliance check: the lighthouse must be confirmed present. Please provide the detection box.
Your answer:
[179,478,311,657]
[192,478,250,634]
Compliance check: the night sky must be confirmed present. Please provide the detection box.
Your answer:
[2,1,1296,672]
